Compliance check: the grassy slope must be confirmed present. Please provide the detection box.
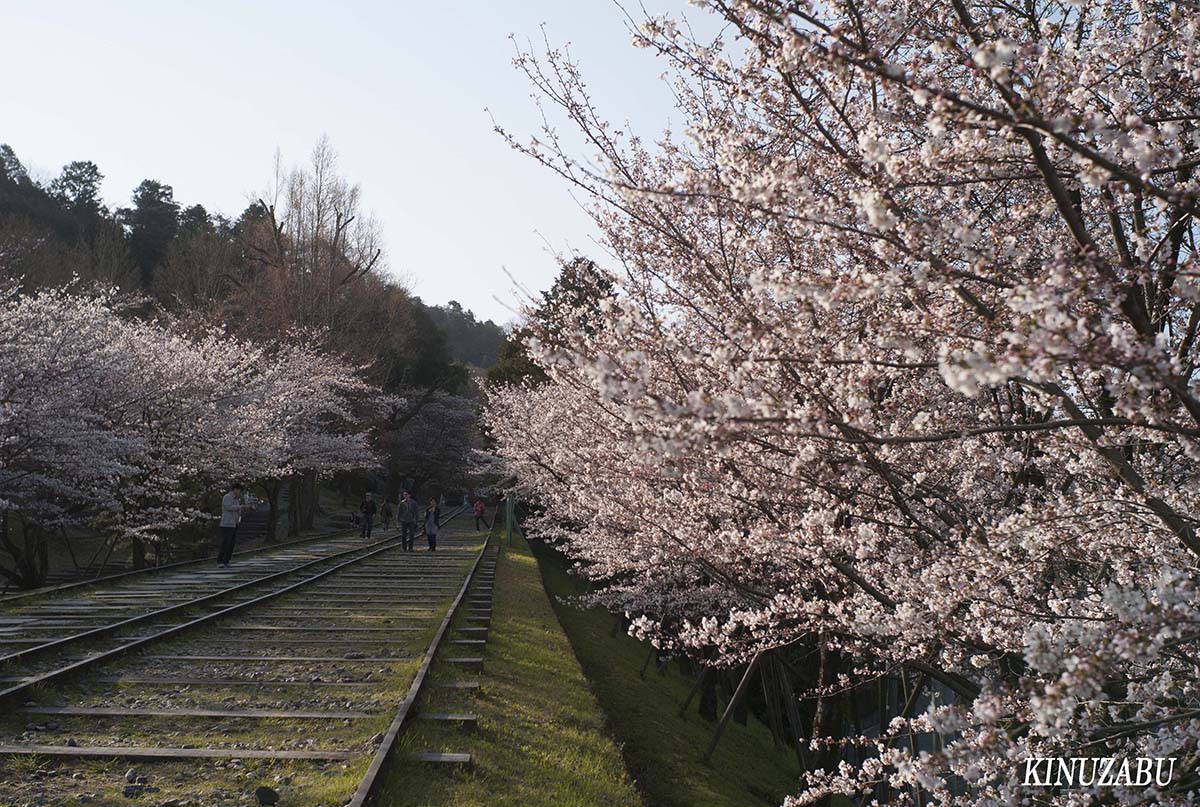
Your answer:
[533,542,804,807]
[371,529,643,807]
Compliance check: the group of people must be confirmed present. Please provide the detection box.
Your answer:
[215,482,490,567]
[358,491,443,550]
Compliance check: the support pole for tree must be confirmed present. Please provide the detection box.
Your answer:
[93,534,119,578]
[703,651,762,761]
[505,494,514,546]
[640,646,657,679]
[679,666,711,718]
[779,657,809,770]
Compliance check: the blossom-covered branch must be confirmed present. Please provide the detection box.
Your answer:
[486,2,1200,804]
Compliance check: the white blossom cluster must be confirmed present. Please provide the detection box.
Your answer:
[488,1,1200,804]
[0,285,377,540]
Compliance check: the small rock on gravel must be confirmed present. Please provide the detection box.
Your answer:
[254,786,280,805]
[122,784,144,798]
[125,767,139,783]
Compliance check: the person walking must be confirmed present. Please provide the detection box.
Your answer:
[380,500,394,531]
[216,482,249,568]
[398,491,418,551]
[360,493,377,540]
[424,497,441,551]
[473,498,490,531]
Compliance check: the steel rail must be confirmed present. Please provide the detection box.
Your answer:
[347,533,492,806]
[0,505,467,704]
[0,526,357,604]
[3,537,386,666]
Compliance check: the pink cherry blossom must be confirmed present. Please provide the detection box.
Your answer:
[487,2,1200,804]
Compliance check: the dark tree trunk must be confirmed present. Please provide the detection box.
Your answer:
[811,633,842,806]
[0,512,52,589]
[131,537,146,570]
[297,469,318,531]
[261,479,282,543]
[287,474,302,538]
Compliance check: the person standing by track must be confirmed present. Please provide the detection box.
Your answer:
[424,496,440,551]
[397,490,419,551]
[380,499,393,531]
[360,492,377,540]
[216,482,249,568]
[473,498,490,531]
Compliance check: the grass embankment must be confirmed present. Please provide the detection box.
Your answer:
[532,542,804,807]
[371,527,643,807]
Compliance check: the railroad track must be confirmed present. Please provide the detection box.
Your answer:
[0,524,364,605]
[0,505,498,807]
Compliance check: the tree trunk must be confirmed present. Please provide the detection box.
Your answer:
[287,473,301,537]
[811,633,842,806]
[261,479,282,543]
[131,537,146,570]
[0,513,51,589]
[301,469,318,530]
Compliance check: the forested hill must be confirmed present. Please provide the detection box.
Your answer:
[0,139,504,378]
[422,300,505,369]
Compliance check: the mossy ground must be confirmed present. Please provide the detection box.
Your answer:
[369,527,643,807]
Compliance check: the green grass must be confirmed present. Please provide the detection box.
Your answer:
[370,529,643,807]
[532,542,804,807]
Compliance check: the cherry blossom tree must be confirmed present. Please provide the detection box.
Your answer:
[0,285,377,585]
[486,2,1200,804]
[248,338,378,540]
[378,390,480,498]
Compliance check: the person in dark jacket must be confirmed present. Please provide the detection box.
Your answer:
[397,491,419,551]
[360,493,377,539]
[216,482,250,568]
[424,497,440,551]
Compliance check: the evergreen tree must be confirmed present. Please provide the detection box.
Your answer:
[487,257,612,388]
[50,161,107,242]
[0,144,76,242]
[122,179,179,289]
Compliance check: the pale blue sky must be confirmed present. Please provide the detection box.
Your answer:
[2,1,710,324]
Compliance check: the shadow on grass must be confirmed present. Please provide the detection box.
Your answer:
[530,539,804,807]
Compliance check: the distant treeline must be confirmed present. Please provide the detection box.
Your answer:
[0,138,506,378]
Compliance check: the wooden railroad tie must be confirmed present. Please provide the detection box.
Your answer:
[415,752,472,766]
[140,654,407,662]
[93,676,378,687]
[21,705,374,720]
[0,744,357,761]
[419,713,477,725]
